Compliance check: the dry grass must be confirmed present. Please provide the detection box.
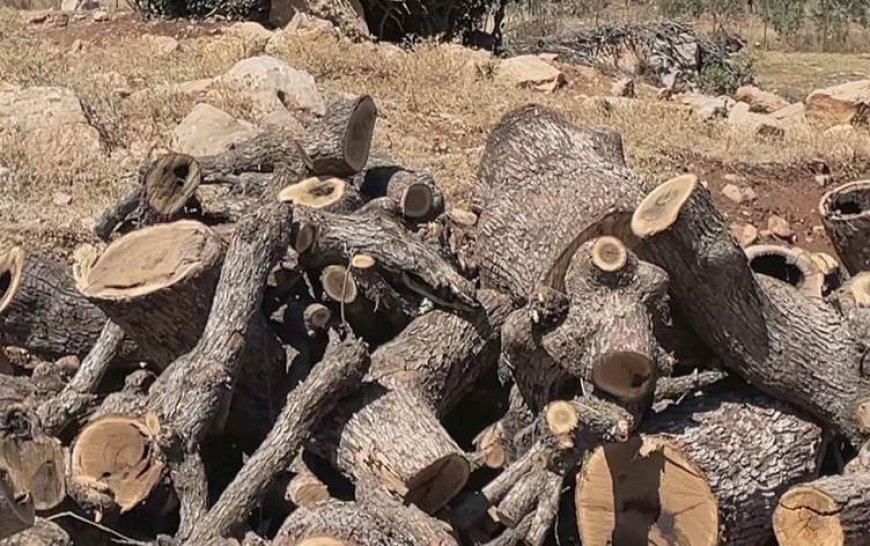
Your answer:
[1,9,870,254]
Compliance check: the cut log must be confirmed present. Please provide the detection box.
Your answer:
[0,247,107,360]
[474,104,647,304]
[184,333,368,542]
[295,208,477,313]
[0,469,33,541]
[301,95,377,177]
[775,473,870,546]
[319,265,357,304]
[357,160,444,220]
[502,237,669,414]
[198,128,306,179]
[576,391,826,546]
[278,177,364,214]
[0,421,66,512]
[92,153,202,240]
[68,414,164,514]
[820,179,870,274]
[632,174,870,446]
[745,244,826,298]
[286,456,329,509]
[77,219,225,368]
[0,519,71,546]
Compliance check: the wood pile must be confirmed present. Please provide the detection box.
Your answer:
[0,97,868,546]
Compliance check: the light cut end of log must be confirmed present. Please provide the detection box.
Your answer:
[303,304,331,331]
[350,254,376,270]
[297,538,345,546]
[0,435,66,511]
[70,415,165,513]
[0,247,24,316]
[321,265,357,304]
[71,244,101,285]
[0,468,34,541]
[404,454,470,514]
[473,423,506,469]
[145,153,202,216]
[295,223,317,254]
[857,400,870,432]
[545,401,579,436]
[631,174,699,238]
[592,351,655,402]
[745,245,824,298]
[576,436,719,546]
[400,183,435,219]
[774,487,845,546]
[848,272,870,307]
[77,220,223,299]
[591,236,628,272]
[279,177,351,210]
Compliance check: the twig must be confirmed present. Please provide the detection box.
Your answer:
[47,512,150,546]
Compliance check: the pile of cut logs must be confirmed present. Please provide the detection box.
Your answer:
[0,96,869,546]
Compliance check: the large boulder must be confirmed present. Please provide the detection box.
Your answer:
[806,79,870,127]
[173,103,261,157]
[0,86,104,160]
[769,102,807,130]
[734,85,790,114]
[221,56,325,119]
[226,21,273,55]
[496,55,565,92]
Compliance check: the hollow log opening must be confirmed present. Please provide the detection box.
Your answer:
[748,250,804,286]
[824,181,870,217]
[592,351,655,402]
[744,244,826,298]
[344,98,377,172]
[144,152,202,217]
[819,179,870,275]
[70,415,165,513]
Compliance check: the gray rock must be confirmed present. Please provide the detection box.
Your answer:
[173,103,261,157]
[222,56,325,118]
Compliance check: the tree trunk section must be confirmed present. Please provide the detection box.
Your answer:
[474,104,648,304]
[357,158,444,221]
[301,95,376,177]
[820,179,870,275]
[0,427,66,512]
[632,174,870,446]
[0,469,32,541]
[576,390,826,546]
[0,247,108,360]
[775,472,870,546]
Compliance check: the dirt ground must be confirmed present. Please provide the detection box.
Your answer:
[2,10,869,258]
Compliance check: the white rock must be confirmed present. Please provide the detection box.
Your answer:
[173,103,261,157]
[53,191,73,205]
[730,223,758,247]
[611,77,635,98]
[496,55,565,92]
[768,215,794,240]
[221,56,325,118]
[141,35,180,57]
[722,184,745,204]
[92,9,109,21]
[728,102,785,139]
[0,86,104,158]
[769,102,807,130]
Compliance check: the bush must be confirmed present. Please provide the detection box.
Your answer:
[696,52,756,95]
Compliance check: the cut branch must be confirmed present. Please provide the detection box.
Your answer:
[301,94,377,177]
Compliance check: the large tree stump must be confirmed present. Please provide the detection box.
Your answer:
[77,219,225,369]
[0,469,33,541]
[632,174,870,446]
[576,391,825,545]
[775,473,870,546]
[0,247,107,360]
[473,104,647,304]
[301,94,377,177]
[820,179,870,275]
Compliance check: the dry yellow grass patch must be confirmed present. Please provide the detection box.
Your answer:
[1,10,869,254]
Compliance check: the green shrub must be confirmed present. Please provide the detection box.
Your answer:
[696,52,756,94]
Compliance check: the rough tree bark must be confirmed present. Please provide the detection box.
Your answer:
[185,334,369,543]
[632,174,870,447]
[576,390,825,546]
[820,179,870,275]
[0,519,71,546]
[0,469,33,541]
[474,104,648,304]
[301,94,377,177]
[356,156,444,221]
[0,247,107,360]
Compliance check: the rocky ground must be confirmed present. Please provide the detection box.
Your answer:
[2,8,870,258]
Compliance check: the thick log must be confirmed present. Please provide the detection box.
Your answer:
[0,469,33,541]
[0,247,106,360]
[745,244,826,298]
[198,129,306,179]
[77,220,225,369]
[576,391,825,545]
[0,409,65,512]
[295,208,477,313]
[632,174,870,446]
[0,519,70,546]
[301,95,376,177]
[357,159,444,220]
[285,456,329,509]
[474,104,647,304]
[820,179,870,274]
[185,334,368,543]
[37,321,126,436]
[502,237,669,414]
[775,473,870,546]
[93,153,202,240]
[278,177,364,215]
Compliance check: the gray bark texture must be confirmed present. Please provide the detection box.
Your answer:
[820,179,870,275]
[0,520,70,546]
[473,104,648,305]
[633,175,870,447]
[301,94,376,177]
[0,469,32,541]
[356,155,444,221]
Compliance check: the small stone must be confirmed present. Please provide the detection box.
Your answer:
[54,355,80,373]
[730,223,759,247]
[723,174,741,183]
[92,9,109,21]
[70,39,84,52]
[611,77,635,98]
[53,191,72,205]
[768,215,795,240]
[815,174,833,187]
[722,184,745,204]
